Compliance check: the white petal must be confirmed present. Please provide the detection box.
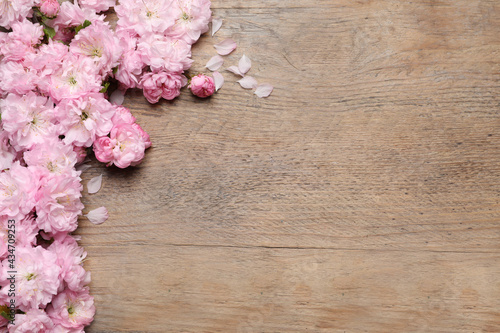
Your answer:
[87,174,102,194]
[226,65,243,76]
[85,207,108,225]
[237,76,258,89]
[109,89,125,105]
[255,84,274,98]
[212,17,222,36]
[76,164,92,172]
[213,71,224,91]
[238,55,251,75]
[214,39,237,56]
[206,55,224,71]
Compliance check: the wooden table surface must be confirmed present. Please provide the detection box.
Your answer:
[78,1,500,332]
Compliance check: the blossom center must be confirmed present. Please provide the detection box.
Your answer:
[69,76,77,86]
[26,273,36,281]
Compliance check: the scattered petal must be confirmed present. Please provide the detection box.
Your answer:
[238,55,252,75]
[85,207,108,225]
[206,55,224,71]
[226,65,243,76]
[109,89,125,105]
[213,71,224,91]
[212,17,222,36]
[76,164,92,172]
[255,83,274,98]
[237,76,258,89]
[214,38,237,56]
[87,174,102,194]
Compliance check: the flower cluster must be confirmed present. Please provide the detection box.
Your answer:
[0,0,211,331]
[114,0,211,103]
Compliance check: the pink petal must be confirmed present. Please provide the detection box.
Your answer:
[237,76,258,89]
[85,207,108,225]
[109,89,125,105]
[213,71,224,91]
[238,55,251,75]
[226,65,243,76]
[87,174,102,194]
[255,83,274,98]
[76,164,92,172]
[214,38,237,56]
[212,17,222,36]
[206,55,224,71]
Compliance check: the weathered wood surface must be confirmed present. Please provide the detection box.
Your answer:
[78,0,500,332]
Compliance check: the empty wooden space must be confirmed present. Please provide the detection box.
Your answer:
[78,1,500,332]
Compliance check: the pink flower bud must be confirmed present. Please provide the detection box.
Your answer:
[39,0,60,18]
[189,74,215,98]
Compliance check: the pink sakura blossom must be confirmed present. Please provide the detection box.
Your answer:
[35,173,84,234]
[48,235,91,292]
[43,55,102,102]
[70,20,122,78]
[56,93,115,147]
[112,106,137,125]
[189,74,215,98]
[115,30,143,89]
[24,139,79,179]
[73,146,88,164]
[79,0,116,13]
[0,246,61,312]
[0,61,39,95]
[139,71,187,103]
[31,40,68,78]
[39,0,60,18]
[47,288,95,330]
[137,33,193,73]
[0,19,43,63]
[0,162,38,220]
[93,122,150,168]
[0,214,38,260]
[115,0,177,35]
[166,0,212,44]
[8,308,55,333]
[0,0,38,29]
[0,131,15,171]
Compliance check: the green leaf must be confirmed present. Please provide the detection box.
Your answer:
[43,26,56,40]
[0,310,12,321]
[75,20,92,34]
[100,82,110,93]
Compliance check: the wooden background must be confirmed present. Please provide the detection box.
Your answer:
[78,0,500,332]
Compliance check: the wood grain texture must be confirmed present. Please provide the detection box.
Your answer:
[77,0,500,332]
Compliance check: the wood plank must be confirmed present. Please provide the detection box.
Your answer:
[77,0,500,331]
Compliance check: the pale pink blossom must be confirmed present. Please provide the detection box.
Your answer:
[35,173,84,234]
[139,71,187,103]
[73,146,88,164]
[189,74,215,98]
[48,235,90,292]
[137,34,193,73]
[114,30,143,89]
[166,0,212,44]
[1,20,43,62]
[0,0,38,29]
[44,55,102,102]
[24,139,79,178]
[55,93,115,147]
[70,20,122,78]
[0,60,39,95]
[31,40,68,78]
[9,308,55,333]
[115,0,177,35]
[92,136,116,164]
[0,214,38,260]
[0,131,15,171]
[112,106,136,125]
[39,0,60,18]
[0,246,61,311]
[47,288,95,330]
[79,0,115,13]
[0,162,38,219]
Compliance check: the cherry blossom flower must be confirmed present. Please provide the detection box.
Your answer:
[189,74,215,98]
[47,288,95,330]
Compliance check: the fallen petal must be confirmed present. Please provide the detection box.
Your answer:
[237,76,258,89]
[85,207,108,225]
[238,55,252,75]
[212,17,222,36]
[206,55,224,71]
[214,38,237,55]
[87,174,102,194]
[213,71,224,91]
[76,164,92,172]
[227,65,243,76]
[109,89,125,105]
[255,83,274,98]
